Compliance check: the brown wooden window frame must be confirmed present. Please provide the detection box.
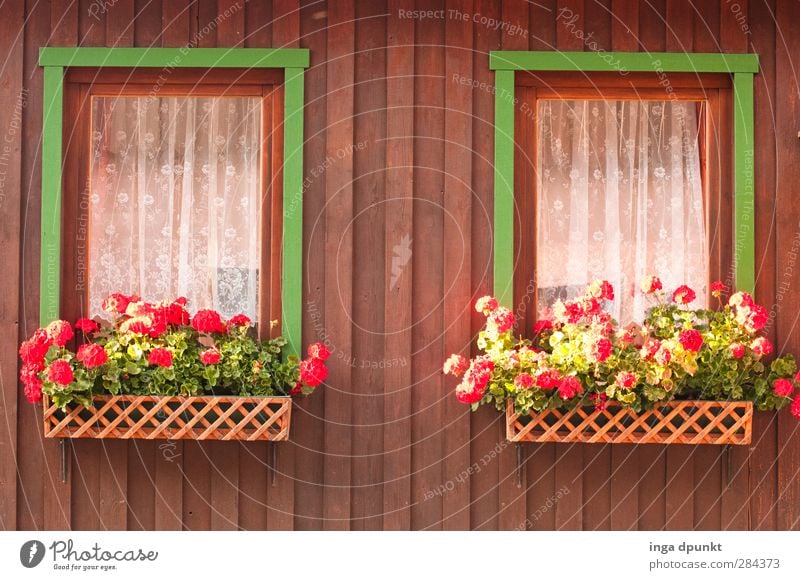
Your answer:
[512,71,733,336]
[61,67,285,338]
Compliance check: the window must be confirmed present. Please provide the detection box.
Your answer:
[88,94,263,320]
[536,97,708,323]
[489,52,757,335]
[40,48,309,354]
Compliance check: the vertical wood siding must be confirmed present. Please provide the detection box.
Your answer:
[1,0,799,531]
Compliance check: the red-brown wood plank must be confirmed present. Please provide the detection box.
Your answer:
[153,442,184,530]
[556,0,585,52]
[209,441,239,530]
[237,444,268,530]
[692,0,720,53]
[162,0,191,47]
[382,0,415,531]
[321,0,355,531]
[611,0,639,51]
[410,0,445,531]
[584,0,611,50]
[0,0,24,532]
[291,0,327,531]
[530,0,556,51]
[106,0,134,47]
[497,0,527,532]
[469,0,502,530]
[267,0,300,531]
[181,442,211,530]
[350,0,387,531]
[775,0,800,531]
[441,0,475,531]
[134,0,163,47]
[665,446,695,529]
[665,0,691,51]
[51,0,79,47]
[720,0,749,53]
[747,0,778,531]
[639,0,666,52]
[217,0,245,47]
[245,0,272,47]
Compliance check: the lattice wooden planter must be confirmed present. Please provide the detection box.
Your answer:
[506,399,753,445]
[43,395,292,441]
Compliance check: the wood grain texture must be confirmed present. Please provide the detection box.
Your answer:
[5,0,800,531]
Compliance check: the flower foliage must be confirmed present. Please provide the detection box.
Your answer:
[444,279,800,419]
[19,294,327,409]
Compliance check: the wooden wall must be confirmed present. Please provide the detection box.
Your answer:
[1,0,799,531]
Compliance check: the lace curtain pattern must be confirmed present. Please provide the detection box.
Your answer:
[536,99,708,323]
[88,96,262,321]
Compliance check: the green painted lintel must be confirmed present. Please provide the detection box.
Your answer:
[733,72,755,296]
[493,69,515,309]
[40,66,63,327]
[490,51,759,74]
[39,47,310,69]
[282,68,305,357]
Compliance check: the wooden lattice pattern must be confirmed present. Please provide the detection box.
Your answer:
[43,395,292,441]
[506,400,753,445]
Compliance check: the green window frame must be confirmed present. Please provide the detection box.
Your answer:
[490,51,758,308]
[39,47,309,356]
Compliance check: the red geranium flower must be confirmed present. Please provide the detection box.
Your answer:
[728,291,755,310]
[710,280,727,297]
[23,378,43,403]
[191,309,226,334]
[228,313,251,328]
[533,319,553,334]
[75,318,100,334]
[589,392,608,411]
[729,343,746,359]
[19,329,52,365]
[199,348,221,365]
[102,293,135,315]
[587,279,614,301]
[535,368,562,390]
[791,394,800,419]
[679,329,704,353]
[46,360,74,386]
[76,343,108,369]
[641,275,662,294]
[307,342,331,361]
[147,347,173,368]
[121,316,153,335]
[290,382,303,395]
[487,306,515,335]
[615,371,637,390]
[166,301,190,326]
[475,296,499,316]
[46,320,74,347]
[455,356,494,404]
[773,378,794,398]
[751,337,773,357]
[672,285,696,305]
[442,354,468,377]
[590,337,612,363]
[737,304,768,333]
[299,357,328,387]
[514,372,534,389]
[558,376,583,399]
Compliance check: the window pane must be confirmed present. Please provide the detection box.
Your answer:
[536,100,708,323]
[88,96,262,321]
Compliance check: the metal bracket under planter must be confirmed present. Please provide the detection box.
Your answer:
[506,399,753,445]
[42,395,292,442]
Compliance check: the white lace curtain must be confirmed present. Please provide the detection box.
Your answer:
[536,99,708,323]
[88,96,262,321]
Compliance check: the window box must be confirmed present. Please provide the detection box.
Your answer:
[506,399,752,445]
[43,394,292,441]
